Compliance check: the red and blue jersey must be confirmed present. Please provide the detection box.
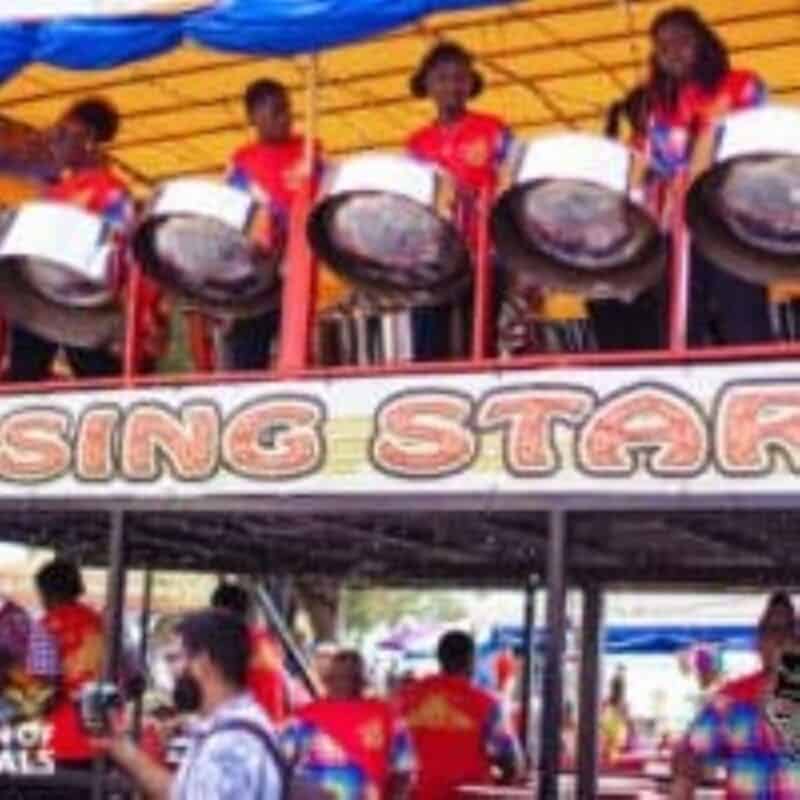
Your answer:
[227,136,322,216]
[45,165,134,228]
[647,69,766,179]
[281,697,416,800]
[407,111,513,197]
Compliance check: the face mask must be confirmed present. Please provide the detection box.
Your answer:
[173,671,202,713]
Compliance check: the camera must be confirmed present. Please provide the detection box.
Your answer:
[79,682,122,736]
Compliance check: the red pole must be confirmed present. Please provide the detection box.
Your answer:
[122,253,141,388]
[277,178,316,375]
[471,186,493,361]
[667,174,690,354]
[185,311,214,373]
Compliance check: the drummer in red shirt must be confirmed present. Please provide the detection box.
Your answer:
[643,7,771,346]
[2,98,169,381]
[34,559,105,784]
[406,43,513,361]
[396,631,523,800]
[224,79,350,370]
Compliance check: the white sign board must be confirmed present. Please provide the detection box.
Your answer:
[0,360,799,503]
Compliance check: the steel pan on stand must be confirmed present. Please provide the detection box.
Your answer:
[308,154,472,365]
[686,105,800,341]
[492,133,666,354]
[0,201,124,349]
[132,178,284,370]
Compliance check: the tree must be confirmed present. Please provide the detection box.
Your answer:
[343,587,468,636]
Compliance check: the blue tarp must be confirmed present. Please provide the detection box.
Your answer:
[488,624,757,655]
[0,0,509,81]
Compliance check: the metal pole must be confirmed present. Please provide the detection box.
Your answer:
[92,509,128,800]
[537,509,568,800]
[253,585,321,698]
[519,574,538,767]
[576,584,604,800]
[132,568,154,744]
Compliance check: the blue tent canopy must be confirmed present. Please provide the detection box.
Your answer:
[488,624,756,655]
[0,0,508,81]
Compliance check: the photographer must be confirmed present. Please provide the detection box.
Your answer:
[671,592,800,798]
[98,608,283,799]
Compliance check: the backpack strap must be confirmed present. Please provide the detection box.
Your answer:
[204,718,291,800]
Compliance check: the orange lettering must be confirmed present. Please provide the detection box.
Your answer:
[371,392,475,477]
[75,406,120,481]
[717,383,800,474]
[578,386,707,476]
[0,409,70,483]
[222,397,324,479]
[477,387,594,475]
[121,403,219,481]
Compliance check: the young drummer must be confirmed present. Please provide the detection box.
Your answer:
[406,42,513,361]
[224,79,348,369]
[0,98,169,380]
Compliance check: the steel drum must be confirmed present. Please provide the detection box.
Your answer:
[492,133,665,302]
[132,178,282,317]
[307,154,471,308]
[0,201,123,347]
[687,105,800,285]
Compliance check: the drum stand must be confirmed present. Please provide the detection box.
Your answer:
[770,301,800,343]
[539,319,597,353]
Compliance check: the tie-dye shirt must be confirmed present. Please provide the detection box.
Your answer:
[281,698,416,800]
[678,670,800,798]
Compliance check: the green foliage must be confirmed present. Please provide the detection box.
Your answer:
[343,588,468,635]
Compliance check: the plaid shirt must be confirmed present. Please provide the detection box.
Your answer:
[0,599,59,679]
[679,670,800,798]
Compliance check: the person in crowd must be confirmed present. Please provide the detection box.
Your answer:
[396,630,523,800]
[99,608,283,799]
[0,97,169,381]
[643,7,771,347]
[35,558,105,772]
[406,42,514,362]
[671,591,800,798]
[211,582,288,722]
[599,668,632,766]
[220,78,349,370]
[0,591,59,722]
[282,648,416,800]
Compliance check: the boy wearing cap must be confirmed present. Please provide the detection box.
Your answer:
[406,42,514,361]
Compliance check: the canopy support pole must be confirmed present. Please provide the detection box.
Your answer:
[519,574,538,765]
[537,509,568,800]
[132,567,154,744]
[278,54,319,374]
[254,585,321,699]
[576,584,604,800]
[92,509,128,800]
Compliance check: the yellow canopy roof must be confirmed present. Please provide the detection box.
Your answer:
[0,0,796,192]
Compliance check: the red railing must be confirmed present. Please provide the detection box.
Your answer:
[1,173,797,397]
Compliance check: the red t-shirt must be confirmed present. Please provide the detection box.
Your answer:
[397,674,497,800]
[45,166,168,366]
[227,136,321,214]
[41,601,104,761]
[407,111,512,196]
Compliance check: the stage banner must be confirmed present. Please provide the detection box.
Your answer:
[0,1,212,21]
[0,359,799,501]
